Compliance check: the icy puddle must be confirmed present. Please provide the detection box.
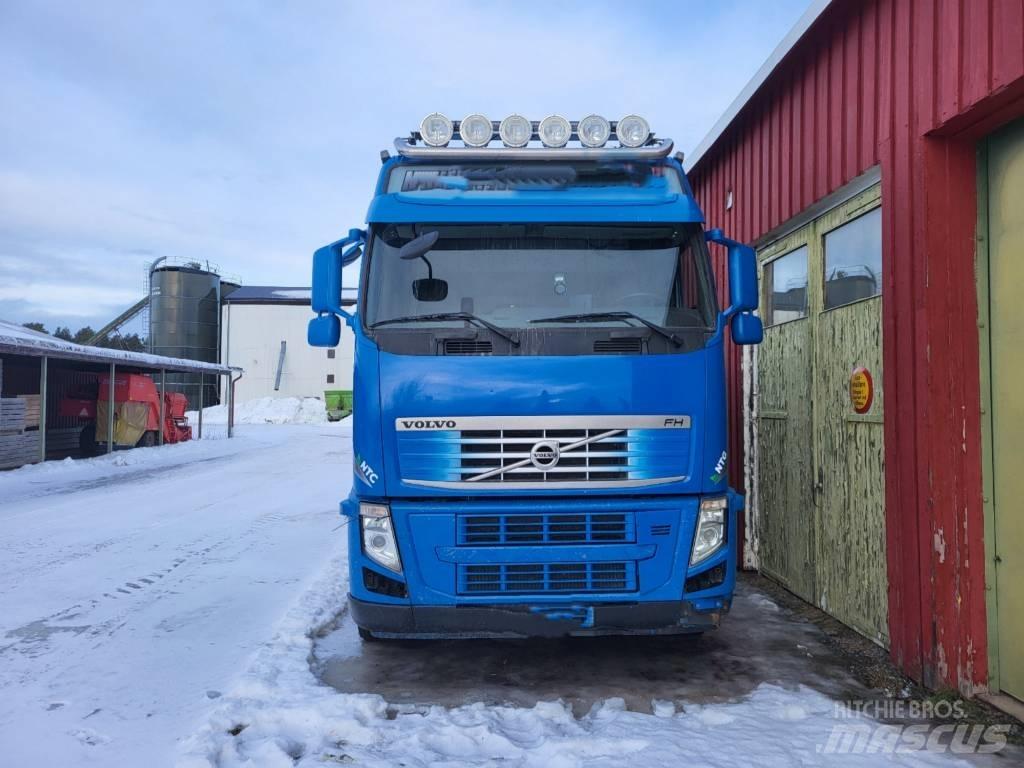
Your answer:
[313,579,865,716]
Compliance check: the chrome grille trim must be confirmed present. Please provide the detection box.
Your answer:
[395,415,691,431]
[397,414,690,490]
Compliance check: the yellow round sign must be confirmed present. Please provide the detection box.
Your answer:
[850,367,874,414]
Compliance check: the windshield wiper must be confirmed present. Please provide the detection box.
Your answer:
[529,311,683,347]
[370,312,520,346]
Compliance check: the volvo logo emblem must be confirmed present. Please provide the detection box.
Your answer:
[529,440,561,470]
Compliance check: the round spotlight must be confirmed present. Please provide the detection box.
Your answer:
[460,114,492,147]
[499,114,532,147]
[420,112,453,147]
[538,115,571,148]
[577,114,611,147]
[616,114,650,147]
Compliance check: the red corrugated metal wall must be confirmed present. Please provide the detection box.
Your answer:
[690,0,1024,693]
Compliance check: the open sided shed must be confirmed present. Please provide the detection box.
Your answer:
[0,320,241,469]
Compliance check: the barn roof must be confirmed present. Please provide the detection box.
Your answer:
[0,319,239,375]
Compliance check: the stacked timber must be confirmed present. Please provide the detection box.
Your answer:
[20,394,41,428]
[0,397,41,469]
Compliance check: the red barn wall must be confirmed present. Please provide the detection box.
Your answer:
[689,0,1024,693]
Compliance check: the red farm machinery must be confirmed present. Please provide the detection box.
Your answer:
[60,373,192,455]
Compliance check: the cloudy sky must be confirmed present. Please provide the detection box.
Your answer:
[0,0,809,332]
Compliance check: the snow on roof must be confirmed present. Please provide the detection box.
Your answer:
[224,285,357,305]
[0,319,239,374]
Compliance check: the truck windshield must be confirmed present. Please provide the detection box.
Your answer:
[363,223,716,331]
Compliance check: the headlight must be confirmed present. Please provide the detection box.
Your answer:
[360,502,402,573]
[460,113,492,147]
[690,496,727,566]
[420,112,453,147]
[538,115,571,147]
[616,114,650,147]
[499,114,532,147]
[577,114,611,147]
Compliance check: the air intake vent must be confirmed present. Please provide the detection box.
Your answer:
[650,523,672,537]
[594,338,642,354]
[444,339,492,355]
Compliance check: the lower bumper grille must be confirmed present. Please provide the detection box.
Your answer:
[457,561,636,595]
[459,511,635,545]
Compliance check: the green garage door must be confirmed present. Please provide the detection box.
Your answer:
[985,119,1024,702]
[756,184,889,645]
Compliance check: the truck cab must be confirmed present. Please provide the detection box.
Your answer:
[309,114,762,639]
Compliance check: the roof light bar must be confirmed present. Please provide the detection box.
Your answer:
[401,113,672,160]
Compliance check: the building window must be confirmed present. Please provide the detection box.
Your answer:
[327,349,336,359]
[326,374,335,384]
[764,246,808,326]
[824,207,882,309]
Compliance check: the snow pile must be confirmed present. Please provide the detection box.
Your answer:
[179,559,971,768]
[188,397,329,426]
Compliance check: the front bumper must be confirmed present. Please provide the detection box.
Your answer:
[350,594,726,639]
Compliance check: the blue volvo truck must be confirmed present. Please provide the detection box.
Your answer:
[308,113,763,639]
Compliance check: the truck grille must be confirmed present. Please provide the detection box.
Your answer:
[396,415,690,490]
[460,428,629,482]
[458,512,634,545]
[457,562,636,595]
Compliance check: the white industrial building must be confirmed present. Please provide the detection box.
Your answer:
[221,286,356,402]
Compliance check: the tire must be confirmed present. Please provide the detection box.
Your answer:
[137,430,157,448]
[79,423,101,457]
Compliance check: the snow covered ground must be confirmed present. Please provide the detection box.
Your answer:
[0,421,350,766]
[1,415,1015,767]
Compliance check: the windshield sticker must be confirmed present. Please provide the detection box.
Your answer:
[710,451,727,484]
[355,455,379,487]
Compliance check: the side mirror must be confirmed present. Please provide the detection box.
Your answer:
[309,228,364,346]
[731,312,763,345]
[706,228,758,316]
[308,314,341,347]
[413,278,448,302]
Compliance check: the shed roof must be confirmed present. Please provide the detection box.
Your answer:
[688,0,833,172]
[0,319,239,375]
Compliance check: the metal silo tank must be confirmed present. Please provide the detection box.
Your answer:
[149,265,221,406]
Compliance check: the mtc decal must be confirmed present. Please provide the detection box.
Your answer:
[849,367,874,414]
[710,451,727,484]
[355,455,379,486]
